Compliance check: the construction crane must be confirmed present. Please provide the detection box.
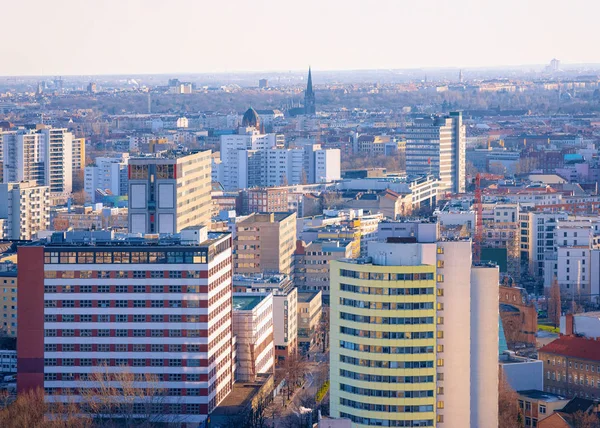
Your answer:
[473,173,483,263]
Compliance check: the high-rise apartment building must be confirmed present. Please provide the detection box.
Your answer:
[329,221,499,427]
[0,181,50,240]
[405,112,465,194]
[128,151,212,234]
[218,118,339,191]
[1,126,73,202]
[17,228,234,425]
[71,137,86,174]
[85,154,130,203]
[233,212,297,276]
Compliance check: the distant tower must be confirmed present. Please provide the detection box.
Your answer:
[304,67,316,115]
[459,69,463,83]
[147,92,151,114]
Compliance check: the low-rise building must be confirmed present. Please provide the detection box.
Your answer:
[0,269,17,336]
[232,293,274,382]
[297,291,322,353]
[538,333,600,399]
[517,390,570,427]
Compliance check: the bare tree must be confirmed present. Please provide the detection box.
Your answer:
[0,387,89,428]
[498,372,523,428]
[78,364,176,427]
[549,277,562,328]
[572,410,600,428]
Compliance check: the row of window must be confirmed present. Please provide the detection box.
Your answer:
[340,341,434,355]
[339,413,433,427]
[340,369,434,384]
[340,327,434,340]
[45,284,207,293]
[340,312,434,325]
[546,358,600,372]
[340,283,434,296]
[45,329,206,338]
[340,355,434,369]
[339,298,434,310]
[45,314,206,323]
[45,271,200,280]
[44,372,206,381]
[48,401,205,415]
[45,358,203,367]
[340,383,433,398]
[340,398,433,413]
[340,270,434,281]
[44,250,210,265]
[44,300,200,308]
[45,343,204,352]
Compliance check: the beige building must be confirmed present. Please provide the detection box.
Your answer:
[232,293,275,382]
[0,269,17,336]
[71,137,86,173]
[295,239,354,303]
[234,212,296,275]
[128,150,212,234]
[297,291,322,353]
[0,181,50,240]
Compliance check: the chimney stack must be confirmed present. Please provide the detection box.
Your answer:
[565,313,574,336]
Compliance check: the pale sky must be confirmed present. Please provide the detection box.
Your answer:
[3,0,600,76]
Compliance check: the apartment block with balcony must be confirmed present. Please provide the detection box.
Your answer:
[329,221,499,428]
[0,181,50,240]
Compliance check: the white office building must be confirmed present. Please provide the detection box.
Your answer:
[405,112,465,194]
[84,154,130,203]
[0,181,50,240]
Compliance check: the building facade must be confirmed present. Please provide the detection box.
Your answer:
[0,181,50,240]
[17,229,234,425]
[329,226,499,427]
[232,293,274,382]
[84,154,129,203]
[297,291,322,353]
[0,269,17,336]
[233,212,297,276]
[405,112,465,194]
[128,151,212,234]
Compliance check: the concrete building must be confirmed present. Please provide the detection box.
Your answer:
[128,151,212,234]
[560,312,600,338]
[17,228,234,425]
[294,239,354,303]
[329,222,499,427]
[84,154,129,203]
[232,293,274,382]
[499,352,544,392]
[219,120,340,191]
[405,112,466,194]
[233,212,297,276]
[0,181,50,240]
[522,212,569,279]
[232,275,298,364]
[1,126,73,202]
[71,137,86,175]
[297,291,322,353]
[239,187,289,215]
[0,269,17,336]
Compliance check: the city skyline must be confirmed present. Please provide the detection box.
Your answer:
[3,0,600,76]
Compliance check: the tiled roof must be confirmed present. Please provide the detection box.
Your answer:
[538,335,600,362]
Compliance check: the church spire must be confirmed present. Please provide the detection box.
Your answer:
[304,66,316,115]
[306,66,313,95]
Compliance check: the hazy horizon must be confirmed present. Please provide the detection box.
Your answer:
[3,0,600,76]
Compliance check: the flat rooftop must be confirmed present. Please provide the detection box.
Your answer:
[298,291,321,303]
[233,295,264,311]
[517,389,567,402]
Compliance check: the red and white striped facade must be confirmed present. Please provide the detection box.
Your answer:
[17,232,233,426]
